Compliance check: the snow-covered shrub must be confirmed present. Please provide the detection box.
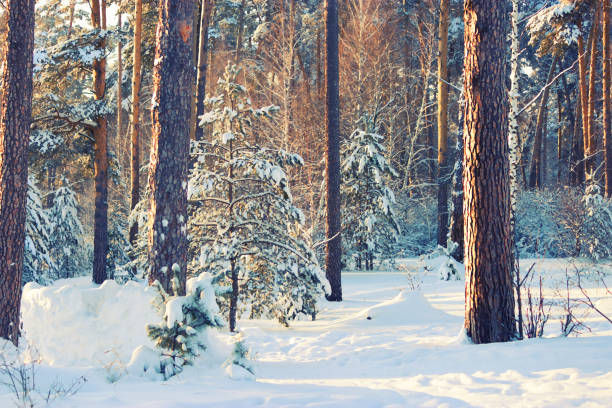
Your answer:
[48,179,86,279]
[341,115,400,270]
[107,210,131,281]
[189,64,329,329]
[516,189,569,257]
[393,195,437,257]
[23,176,54,285]
[579,183,612,260]
[423,244,464,281]
[224,334,254,380]
[145,273,224,379]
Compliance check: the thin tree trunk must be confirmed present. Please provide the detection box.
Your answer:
[91,0,109,284]
[578,22,595,182]
[0,0,35,346]
[463,0,516,344]
[587,3,601,180]
[436,0,450,247]
[195,0,213,141]
[129,0,143,245]
[147,0,196,296]
[528,55,558,189]
[448,94,464,262]
[325,0,342,301]
[117,13,123,141]
[509,0,522,338]
[235,0,247,61]
[604,0,611,196]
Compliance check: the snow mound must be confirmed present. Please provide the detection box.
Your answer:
[358,290,454,326]
[21,278,160,367]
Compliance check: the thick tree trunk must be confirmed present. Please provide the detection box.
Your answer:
[463,0,516,344]
[604,0,612,196]
[194,0,213,141]
[528,55,558,189]
[0,0,35,346]
[129,0,143,245]
[436,0,450,247]
[325,0,342,301]
[91,0,109,285]
[147,0,195,296]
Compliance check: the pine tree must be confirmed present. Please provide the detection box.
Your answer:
[0,0,36,345]
[341,115,400,270]
[189,64,329,332]
[146,273,224,379]
[463,0,516,344]
[23,176,54,285]
[48,179,85,279]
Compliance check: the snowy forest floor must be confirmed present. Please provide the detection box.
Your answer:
[2,258,612,407]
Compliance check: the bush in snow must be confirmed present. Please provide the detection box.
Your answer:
[23,176,54,285]
[223,334,254,380]
[341,115,400,270]
[143,273,224,379]
[579,182,612,260]
[189,64,329,330]
[422,245,463,281]
[48,178,86,279]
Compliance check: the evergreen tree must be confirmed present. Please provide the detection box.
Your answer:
[146,273,224,379]
[341,115,400,270]
[189,64,329,332]
[48,179,85,279]
[23,176,54,285]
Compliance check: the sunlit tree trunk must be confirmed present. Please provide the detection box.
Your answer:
[129,0,143,245]
[436,0,450,246]
[147,0,195,295]
[0,0,35,346]
[91,0,109,284]
[194,0,213,141]
[463,0,516,344]
[587,3,601,180]
[325,0,342,301]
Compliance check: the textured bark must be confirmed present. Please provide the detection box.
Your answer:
[194,0,213,141]
[91,0,109,285]
[463,0,516,344]
[528,55,558,189]
[129,0,143,245]
[0,0,35,345]
[587,4,601,179]
[325,0,342,301]
[117,13,123,140]
[603,0,611,196]
[147,0,195,296]
[436,0,450,246]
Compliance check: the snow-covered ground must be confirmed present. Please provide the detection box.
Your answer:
[2,258,612,407]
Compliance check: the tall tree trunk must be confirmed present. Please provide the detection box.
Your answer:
[129,0,143,245]
[463,0,516,344]
[542,106,548,186]
[436,0,450,247]
[578,21,596,182]
[194,0,213,141]
[587,3,601,180]
[0,0,35,346]
[509,0,522,339]
[528,55,558,189]
[235,0,247,61]
[325,0,342,301]
[604,0,612,196]
[91,0,109,284]
[448,93,464,262]
[117,13,123,140]
[147,0,195,296]
[557,86,564,185]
